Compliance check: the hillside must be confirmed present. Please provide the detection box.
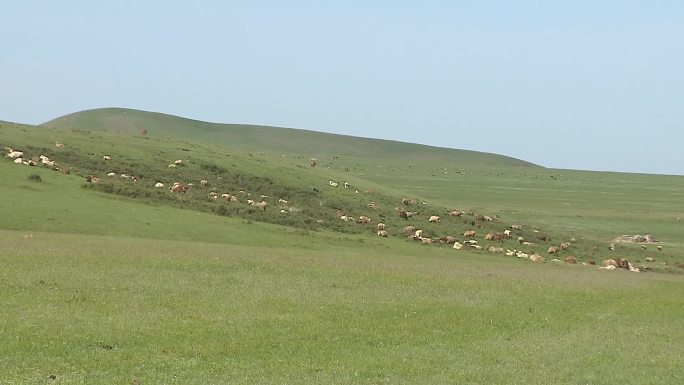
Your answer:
[3,115,684,271]
[42,108,539,167]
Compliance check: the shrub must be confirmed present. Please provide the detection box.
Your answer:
[27,174,42,182]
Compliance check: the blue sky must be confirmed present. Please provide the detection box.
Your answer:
[2,1,683,174]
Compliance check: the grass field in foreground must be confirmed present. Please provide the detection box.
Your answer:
[1,230,683,384]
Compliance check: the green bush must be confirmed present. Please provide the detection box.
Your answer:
[27,174,42,182]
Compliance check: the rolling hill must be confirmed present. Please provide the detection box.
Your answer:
[42,107,539,167]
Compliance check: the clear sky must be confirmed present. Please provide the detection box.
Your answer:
[2,1,683,175]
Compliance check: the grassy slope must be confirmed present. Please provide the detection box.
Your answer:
[42,107,538,166]
[2,114,684,383]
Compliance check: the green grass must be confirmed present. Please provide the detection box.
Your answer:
[1,230,683,384]
[1,110,684,383]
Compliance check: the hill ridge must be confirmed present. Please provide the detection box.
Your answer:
[42,107,540,167]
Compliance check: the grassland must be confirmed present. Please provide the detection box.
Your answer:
[1,110,684,384]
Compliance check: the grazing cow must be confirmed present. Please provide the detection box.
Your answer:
[560,242,571,250]
[174,160,183,165]
[309,159,317,167]
[503,229,512,238]
[608,243,616,251]
[154,182,164,188]
[474,214,485,221]
[439,236,457,245]
[602,259,617,268]
[486,233,505,242]
[428,215,440,223]
[529,254,545,262]
[377,223,386,231]
[564,256,577,264]
[547,246,559,254]
[403,225,416,234]
[377,230,388,237]
[103,155,111,160]
[85,175,100,183]
[209,192,219,200]
[200,180,209,187]
[537,234,550,242]
[367,202,378,210]
[171,182,187,193]
[398,210,408,220]
[463,230,476,238]
[640,244,647,250]
[657,245,663,251]
[344,182,350,188]
[402,197,417,205]
[13,158,23,164]
[615,258,630,270]
[255,201,268,211]
[357,216,371,224]
[278,199,288,204]
[107,172,115,177]
[518,236,525,244]
[646,257,655,262]
[510,224,523,230]
[7,151,24,159]
[247,199,256,206]
[488,246,504,253]
[139,128,148,136]
[55,142,65,148]
[448,210,464,217]
[516,251,529,259]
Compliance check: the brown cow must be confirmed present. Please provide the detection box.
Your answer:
[564,256,577,264]
[171,182,187,193]
[602,259,617,268]
[463,230,476,238]
[547,246,559,254]
[439,236,457,245]
[403,225,417,234]
[615,258,630,270]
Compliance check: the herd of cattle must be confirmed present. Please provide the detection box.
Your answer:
[5,145,663,272]
[329,184,660,273]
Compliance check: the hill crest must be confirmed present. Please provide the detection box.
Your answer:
[43,107,540,167]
